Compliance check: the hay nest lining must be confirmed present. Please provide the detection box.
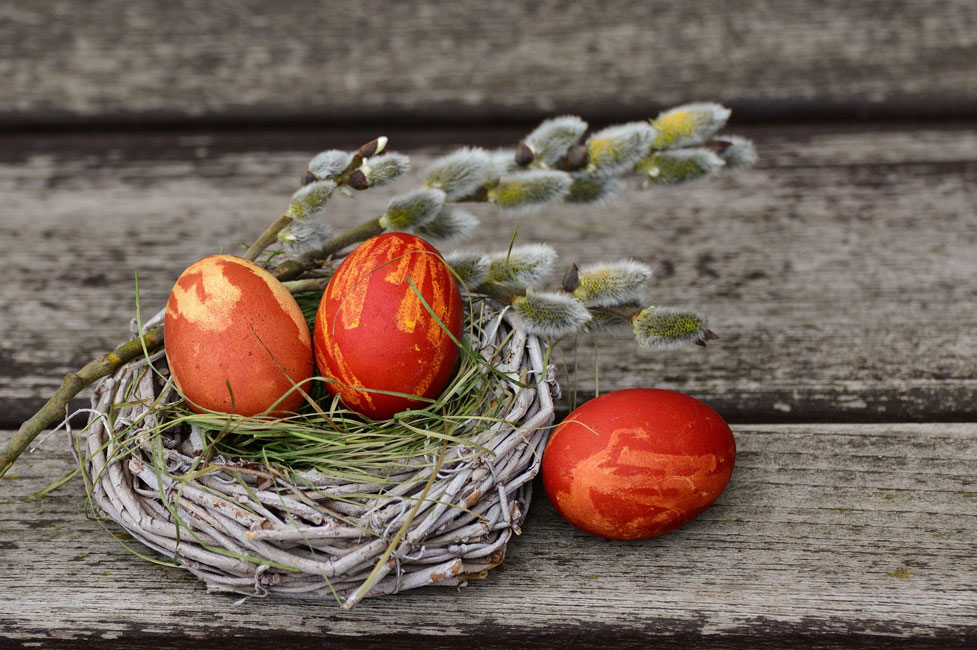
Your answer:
[78,302,558,607]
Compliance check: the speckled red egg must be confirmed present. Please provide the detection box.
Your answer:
[542,388,735,540]
[314,233,463,419]
[164,254,314,417]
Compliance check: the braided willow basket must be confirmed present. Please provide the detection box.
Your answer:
[79,303,557,607]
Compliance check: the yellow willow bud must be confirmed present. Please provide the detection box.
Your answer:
[423,147,494,200]
[637,149,724,186]
[379,188,446,230]
[485,243,557,287]
[652,103,731,149]
[632,306,717,349]
[308,150,353,181]
[444,250,490,289]
[586,122,656,176]
[412,206,479,246]
[511,289,592,338]
[286,180,337,220]
[524,115,588,167]
[487,170,572,212]
[573,260,652,307]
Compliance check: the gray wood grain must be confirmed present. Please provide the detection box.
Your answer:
[2,424,975,647]
[2,124,976,426]
[1,1,976,127]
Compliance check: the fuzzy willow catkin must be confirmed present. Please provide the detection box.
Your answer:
[637,150,725,186]
[287,180,336,220]
[278,220,333,259]
[632,306,712,349]
[572,261,653,307]
[444,251,491,288]
[651,103,731,150]
[510,290,592,338]
[423,148,495,200]
[379,188,447,230]
[362,153,411,187]
[487,171,573,211]
[412,206,480,245]
[586,122,656,176]
[485,244,558,287]
[524,115,589,167]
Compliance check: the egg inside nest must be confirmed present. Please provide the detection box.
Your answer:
[164,254,315,417]
[313,233,464,420]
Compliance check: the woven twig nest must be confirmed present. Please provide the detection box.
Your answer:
[79,301,557,606]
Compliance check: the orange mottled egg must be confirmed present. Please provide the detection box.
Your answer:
[164,254,314,417]
[314,233,463,420]
[542,388,735,540]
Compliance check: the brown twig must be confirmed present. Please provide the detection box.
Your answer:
[271,218,385,282]
[0,327,165,478]
[589,304,642,322]
[0,275,328,478]
[246,137,385,267]
[472,281,521,305]
[244,212,291,262]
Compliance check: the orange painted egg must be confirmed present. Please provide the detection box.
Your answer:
[314,233,463,419]
[542,388,735,540]
[164,254,314,417]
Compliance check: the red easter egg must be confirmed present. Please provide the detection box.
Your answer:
[164,254,314,417]
[314,233,463,419]
[541,388,735,540]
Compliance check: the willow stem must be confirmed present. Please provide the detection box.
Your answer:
[0,279,327,479]
[281,277,329,293]
[249,138,378,266]
[272,218,384,282]
[473,281,522,305]
[0,327,165,479]
[590,305,641,322]
[244,212,291,261]
[270,173,505,282]
[475,283,641,325]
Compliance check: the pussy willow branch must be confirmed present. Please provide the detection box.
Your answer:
[269,187,496,282]
[245,139,385,265]
[0,328,164,479]
[244,212,291,262]
[475,281,642,322]
[272,218,386,282]
[588,304,643,322]
[0,278,326,479]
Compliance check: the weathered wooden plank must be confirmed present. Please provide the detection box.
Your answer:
[2,1,977,127]
[2,124,976,426]
[2,424,975,648]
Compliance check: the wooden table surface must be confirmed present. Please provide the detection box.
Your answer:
[2,2,977,648]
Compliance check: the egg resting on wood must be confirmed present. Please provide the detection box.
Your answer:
[164,254,314,417]
[314,233,464,420]
[542,388,735,540]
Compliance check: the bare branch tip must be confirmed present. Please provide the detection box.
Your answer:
[562,263,581,293]
[359,137,388,159]
[348,170,370,191]
[515,142,535,167]
[565,145,589,171]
